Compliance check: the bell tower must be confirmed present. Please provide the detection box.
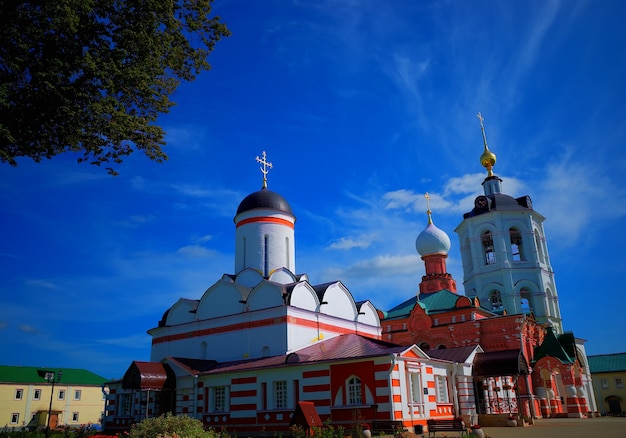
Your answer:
[454,114,563,332]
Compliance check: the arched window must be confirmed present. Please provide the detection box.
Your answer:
[535,230,545,263]
[510,228,524,261]
[419,342,431,351]
[482,231,496,265]
[546,288,559,320]
[520,287,532,314]
[490,290,503,311]
[347,377,362,405]
[263,234,269,276]
[242,237,247,267]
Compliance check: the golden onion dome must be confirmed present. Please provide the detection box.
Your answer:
[480,146,496,175]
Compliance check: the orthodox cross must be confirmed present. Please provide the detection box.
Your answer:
[256,151,273,188]
[477,112,489,149]
[425,192,433,224]
[477,112,485,128]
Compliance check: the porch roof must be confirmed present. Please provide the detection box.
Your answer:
[122,361,175,390]
[473,349,529,377]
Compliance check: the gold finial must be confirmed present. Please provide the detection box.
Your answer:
[255,151,273,188]
[425,192,433,224]
[477,112,496,177]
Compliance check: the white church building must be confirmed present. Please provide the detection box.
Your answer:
[103,152,481,435]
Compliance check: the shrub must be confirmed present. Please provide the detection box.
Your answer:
[128,413,218,438]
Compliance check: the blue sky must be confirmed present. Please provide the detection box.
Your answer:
[2,0,625,380]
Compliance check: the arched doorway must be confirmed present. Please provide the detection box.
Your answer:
[607,396,622,414]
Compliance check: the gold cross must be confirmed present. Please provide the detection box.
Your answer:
[425,192,433,224]
[255,151,273,188]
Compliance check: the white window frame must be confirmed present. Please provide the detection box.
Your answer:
[74,390,82,400]
[409,372,422,403]
[33,389,42,400]
[347,376,362,406]
[72,412,79,422]
[212,386,229,413]
[11,413,19,424]
[601,378,609,389]
[616,378,624,389]
[58,389,66,400]
[15,389,23,400]
[436,375,449,403]
[273,380,287,409]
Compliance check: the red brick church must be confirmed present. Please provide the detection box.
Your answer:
[380,114,595,420]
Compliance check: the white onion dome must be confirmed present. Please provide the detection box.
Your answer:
[415,219,451,256]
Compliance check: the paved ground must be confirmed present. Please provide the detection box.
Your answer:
[477,416,626,438]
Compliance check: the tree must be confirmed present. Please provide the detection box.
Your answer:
[0,0,230,175]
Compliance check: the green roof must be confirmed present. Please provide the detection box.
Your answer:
[0,365,107,385]
[384,296,418,320]
[533,328,574,364]
[384,289,471,320]
[419,290,464,313]
[588,353,626,373]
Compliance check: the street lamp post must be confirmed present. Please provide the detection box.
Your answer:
[38,370,63,438]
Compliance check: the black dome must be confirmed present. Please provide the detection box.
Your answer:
[236,187,294,216]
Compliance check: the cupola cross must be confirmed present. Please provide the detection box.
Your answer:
[255,151,273,188]
[477,112,496,176]
[425,192,433,224]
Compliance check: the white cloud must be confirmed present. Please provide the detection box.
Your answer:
[323,254,419,279]
[19,325,41,334]
[538,150,626,243]
[118,214,155,228]
[98,333,152,349]
[328,234,377,250]
[24,279,60,290]
[176,245,217,258]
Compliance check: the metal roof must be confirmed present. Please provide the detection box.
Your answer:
[588,352,626,373]
[169,334,407,376]
[533,327,574,364]
[236,187,294,216]
[122,361,175,390]
[0,365,107,385]
[473,349,530,377]
[419,290,465,313]
[384,296,418,320]
[426,345,479,363]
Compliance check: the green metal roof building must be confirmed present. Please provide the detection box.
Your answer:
[0,365,108,430]
[587,353,626,415]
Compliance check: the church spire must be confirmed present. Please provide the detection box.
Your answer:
[255,150,273,188]
[477,112,497,177]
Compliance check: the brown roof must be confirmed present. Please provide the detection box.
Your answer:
[169,334,406,376]
[290,401,323,429]
[426,345,479,363]
[472,349,529,377]
[122,361,175,390]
